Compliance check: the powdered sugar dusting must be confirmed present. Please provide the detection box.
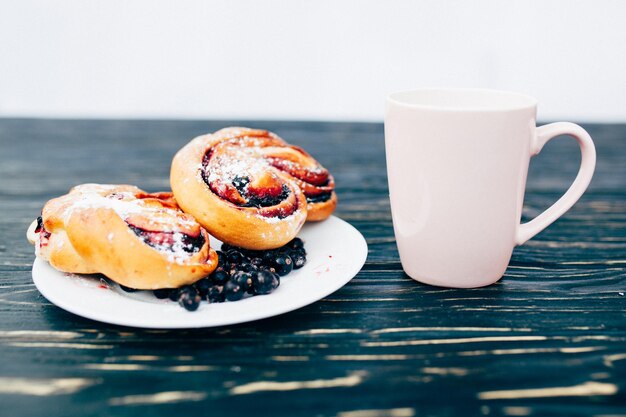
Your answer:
[206,146,268,185]
[60,187,202,262]
[166,232,198,265]
[203,142,306,224]
[62,192,144,222]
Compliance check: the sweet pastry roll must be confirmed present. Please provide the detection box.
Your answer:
[258,143,336,221]
[27,184,218,289]
[170,127,336,250]
[26,184,142,275]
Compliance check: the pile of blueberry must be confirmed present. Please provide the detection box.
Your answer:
[136,237,306,311]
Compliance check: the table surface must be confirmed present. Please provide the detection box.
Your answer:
[0,119,625,417]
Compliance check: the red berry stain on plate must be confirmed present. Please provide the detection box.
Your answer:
[314,260,332,277]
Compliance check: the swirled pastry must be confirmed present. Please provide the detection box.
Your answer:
[27,184,218,289]
[170,127,337,250]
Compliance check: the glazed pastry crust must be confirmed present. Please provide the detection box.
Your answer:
[171,129,307,249]
[29,184,139,274]
[66,206,217,289]
[262,144,337,221]
[306,197,337,222]
[29,184,218,289]
[28,221,98,274]
[170,127,336,249]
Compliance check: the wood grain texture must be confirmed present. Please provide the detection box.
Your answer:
[0,119,625,417]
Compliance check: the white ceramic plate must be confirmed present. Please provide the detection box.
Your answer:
[31,216,367,329]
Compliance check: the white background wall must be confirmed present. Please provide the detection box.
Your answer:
[1,0,625,122]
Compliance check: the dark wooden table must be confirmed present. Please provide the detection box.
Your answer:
[1,119,625,417]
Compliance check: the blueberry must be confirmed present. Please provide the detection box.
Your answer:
[232,175,250,193]
[194,278,212,296]
[251,270,273,295]
[206,285,225,303]
[224,280,244,302]
[216,250,227,267]
[273,254,293,276]
[178,286,201,311]
[287,237,304,250]
[252,271,274,295]
[250,257,264,268]
[292,253,307,269]
[119,284,138,293]
[252,270,279,295]
[153,288,170,299]
[271,272,280,290]
[226,250,247,264]
[210,267,230,285]
[239,262,257,273]
[236,247,253,257]
[168,289,179,301]
[220,243,234,253]
[262,249,279,266]
[231,271,252,292]
[291,247,307,257]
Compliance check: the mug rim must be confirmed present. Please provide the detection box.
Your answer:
[387,87,538,112]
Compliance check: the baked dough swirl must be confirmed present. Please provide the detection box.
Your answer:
[27,184,218,289]
[171,127,337,250]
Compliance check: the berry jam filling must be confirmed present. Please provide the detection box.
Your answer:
[35,216,52,243]
[263,152,334,204]
[202,150,296,218]
[306,191,333,203]
[126,224,205,254]
[268,156,330,186]
[35,216,44,233]
[232,176,290,208]
[149,238,307,311]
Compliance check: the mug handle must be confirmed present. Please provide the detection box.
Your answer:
[516,122,596,245]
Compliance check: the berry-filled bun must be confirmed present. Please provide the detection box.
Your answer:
[170,127,337,250]
[27,184,218,289]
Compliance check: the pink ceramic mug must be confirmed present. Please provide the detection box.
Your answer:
[384,88,596,288]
